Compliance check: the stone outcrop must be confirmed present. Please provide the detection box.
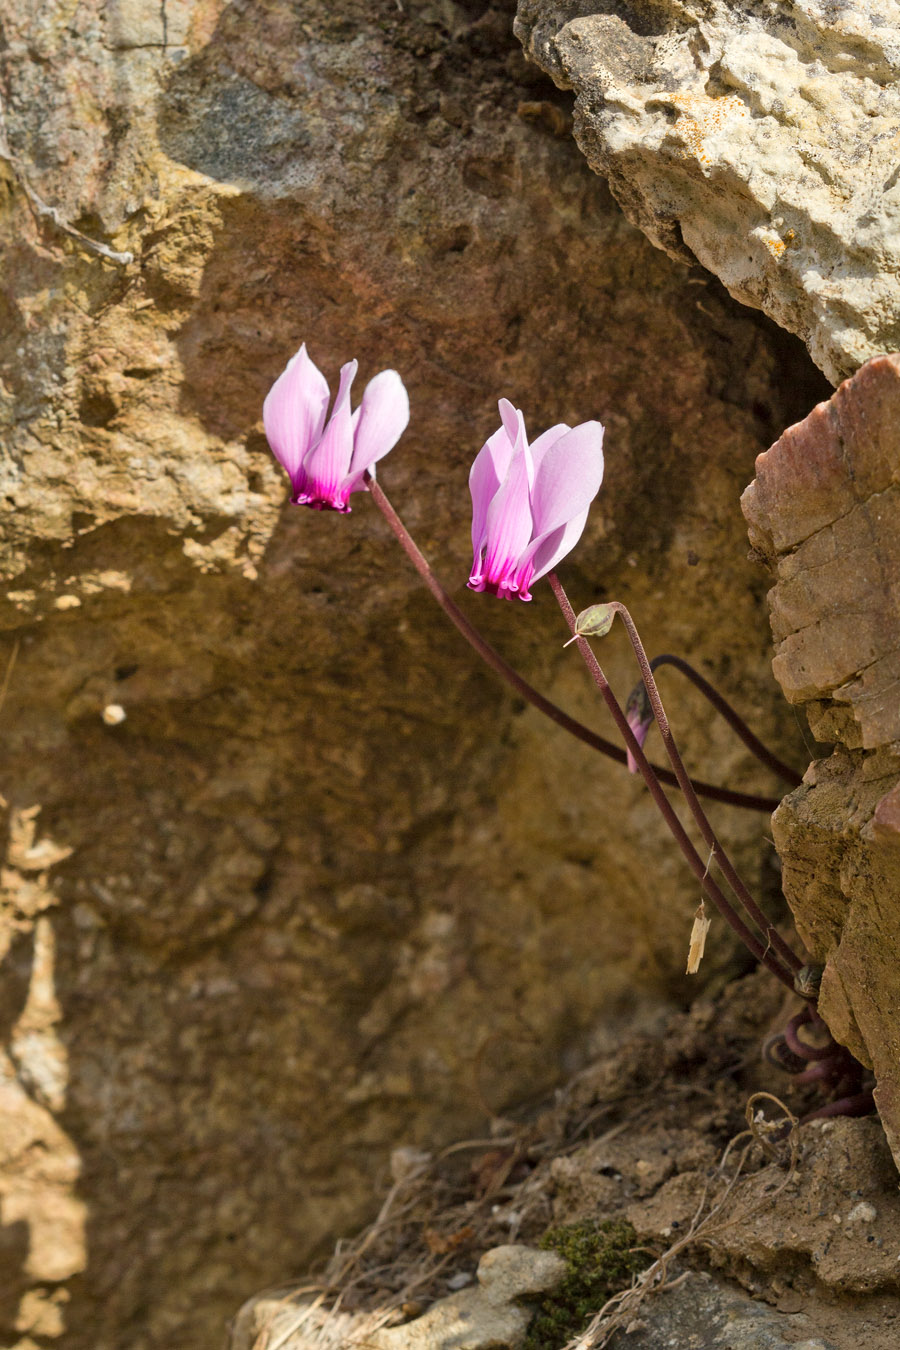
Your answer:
[515,0,900,386]
[742,353,900,1164]
[233,1245,568,1350]
[0,0,828,1346]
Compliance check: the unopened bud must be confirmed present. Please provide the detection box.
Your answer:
[794,963,824,1000]
[624,680,653,773]
[569,602,616,643]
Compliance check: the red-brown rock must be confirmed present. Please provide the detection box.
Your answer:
[742,354,900,1165]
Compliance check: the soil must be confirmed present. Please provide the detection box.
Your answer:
[234,968,900,1349]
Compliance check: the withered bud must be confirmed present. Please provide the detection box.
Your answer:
[794,963,824,1000]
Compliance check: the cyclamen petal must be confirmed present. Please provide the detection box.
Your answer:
[498,398,525,453]
[299,360,357,508]
[529,422,604,539]
[624,684,653,773]
[469,423,518,558]
[625,703,650,774]
[480,443,535,595]
[527,422,571,471]
[263,343,330,482]
[528,507,590,585]
[348,369,410,483]
[467,400,605,601]
[263,345,409,511]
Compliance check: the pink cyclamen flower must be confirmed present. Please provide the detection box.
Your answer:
[467,398,604,601]
[263,343,409,511]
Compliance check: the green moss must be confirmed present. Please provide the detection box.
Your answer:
[523,1219,651,1350]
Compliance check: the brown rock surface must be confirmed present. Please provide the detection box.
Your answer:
[742,353,900,1164]
[0,1,827,1347]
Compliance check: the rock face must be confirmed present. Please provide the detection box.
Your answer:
[0,0,827,1347]
[742,354,900,1164]
[514,0,900,386]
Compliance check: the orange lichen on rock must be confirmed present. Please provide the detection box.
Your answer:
[666,92,749,166]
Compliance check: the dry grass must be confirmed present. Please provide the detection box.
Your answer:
[235,986,797,1350]
[563,1092,800,1349]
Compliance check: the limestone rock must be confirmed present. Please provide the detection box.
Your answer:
[515,0,900,385]
[370,1246,567,1350]
[608,1272,840,1350]
[743,354,900,749]
[742,354,900,1163]
[631,1117,900,1296]
[234,990,900,1350]
[231,1245,567,1350]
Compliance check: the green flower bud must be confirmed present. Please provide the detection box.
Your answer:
[573,603,616,639]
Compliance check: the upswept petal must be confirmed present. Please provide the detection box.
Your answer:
[527,507,590,584]
[262,343,330,479]
[347,369,410,482]
[469,423,516,556]
[481,441,535,588]
[529,421,604,538]
[498,398,525,453]
[527,422,570,472]
[300,359,358,504]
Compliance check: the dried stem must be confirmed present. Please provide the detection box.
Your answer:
[547,573,797,991]
[364,475,780,813]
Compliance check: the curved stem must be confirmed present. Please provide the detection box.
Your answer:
[801,1092,874,1123]
[547,573,797,991]
[793,1060,835,1086]
[608,602,804,976]
[783,1008,833,1061]
[649,654,802,786]
[364,476,781,813]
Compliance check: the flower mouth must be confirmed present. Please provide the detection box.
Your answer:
[293,491,353,513]
[467,568,532,602]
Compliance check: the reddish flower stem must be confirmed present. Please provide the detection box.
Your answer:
[547,573,798,992]
[802,1092,874,1122]
[783,1008,833,1060]
[609,603,804,976]
[649,654,802,786]
[364,475,780,813]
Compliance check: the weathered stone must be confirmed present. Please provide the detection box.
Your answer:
[231,1246,567,1350]
[742,354,900,1164]
[371,1246,567,1350]
[515,0,900,385]
[744,354,900,748]
[235,985,900,1350]
[0,0,828,1346]
[606,1272,841,1350]
[631,1117,900,1296]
